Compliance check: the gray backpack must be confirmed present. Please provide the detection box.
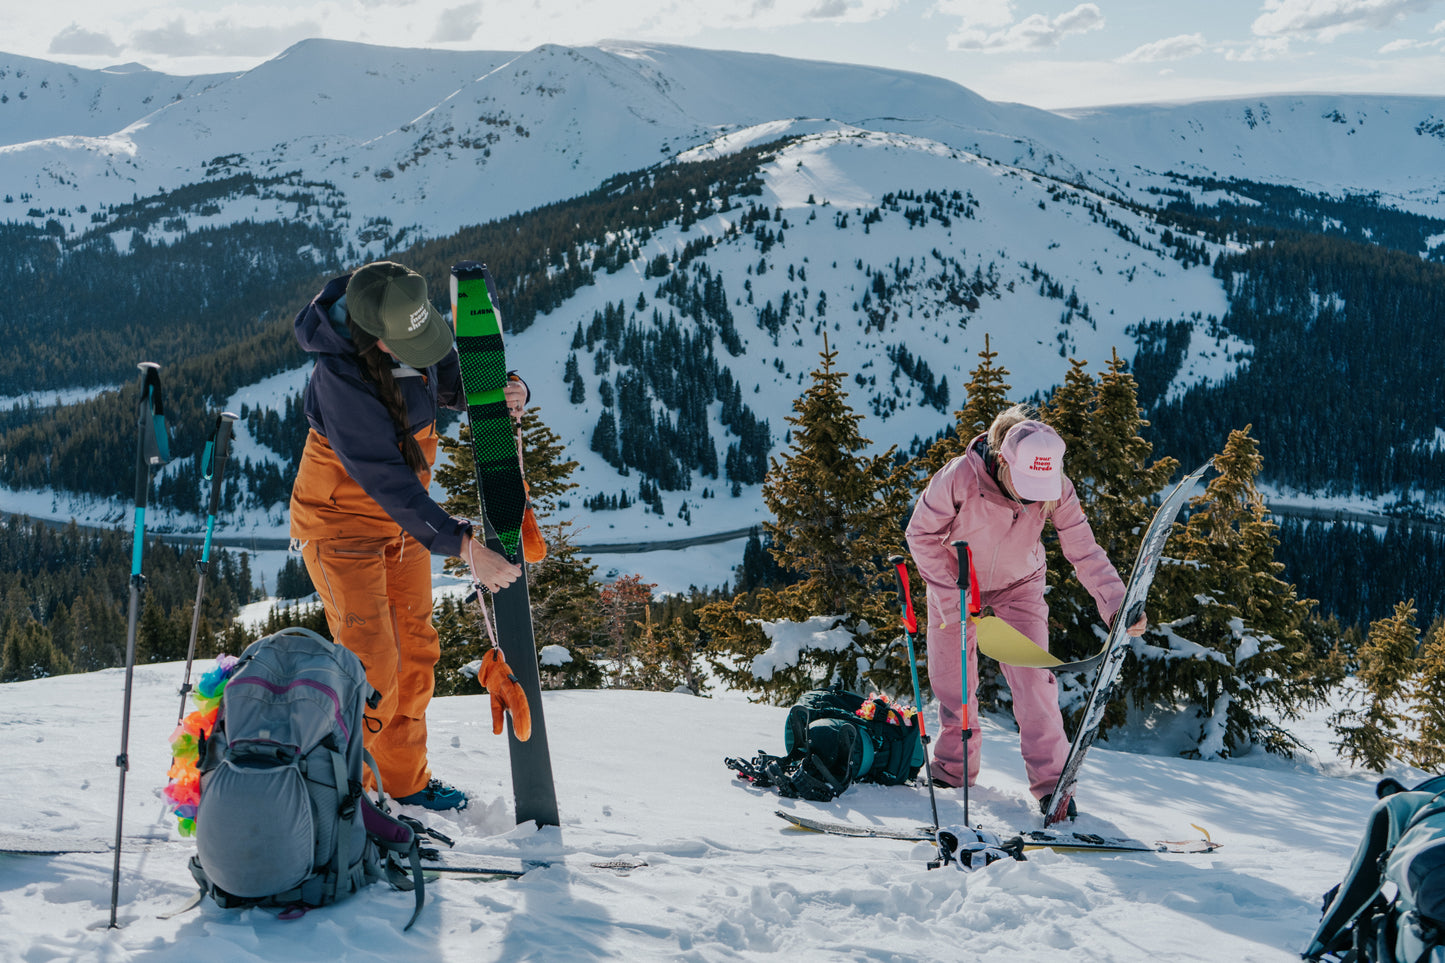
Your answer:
[1304,773,1445,963]
[189,628,426,927]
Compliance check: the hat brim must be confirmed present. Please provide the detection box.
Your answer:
[384,301,453,369]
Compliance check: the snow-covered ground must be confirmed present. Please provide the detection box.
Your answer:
[0,658,1424,961]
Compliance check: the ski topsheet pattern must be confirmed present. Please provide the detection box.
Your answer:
[1042,460,1213,826]
[450,262,527,562]
[449,262,559,829]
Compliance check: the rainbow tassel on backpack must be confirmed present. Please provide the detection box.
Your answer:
[164,655,238,836]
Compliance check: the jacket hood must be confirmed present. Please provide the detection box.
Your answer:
[295,274,355,355]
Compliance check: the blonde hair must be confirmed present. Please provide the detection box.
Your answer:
[987,403,1041,450]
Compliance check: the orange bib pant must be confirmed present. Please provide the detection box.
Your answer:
[291,426,446,800]
[301,534,438,799]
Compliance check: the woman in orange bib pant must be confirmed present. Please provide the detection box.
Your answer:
[289,261,523,811]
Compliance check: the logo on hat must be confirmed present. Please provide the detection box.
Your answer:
[407,304,429,332]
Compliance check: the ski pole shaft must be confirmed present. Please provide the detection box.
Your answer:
[888,554,940,836]
[113,362,167,929]
[178,412,237,723]
[951,540,973,830]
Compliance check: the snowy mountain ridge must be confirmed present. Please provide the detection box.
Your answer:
[4,38,1444,258]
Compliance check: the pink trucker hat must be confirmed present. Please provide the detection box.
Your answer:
[999,421,1065,501]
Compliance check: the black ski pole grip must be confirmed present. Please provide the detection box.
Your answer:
[951,541,969,590]
[133,363,166,508]
[205,413,238,516]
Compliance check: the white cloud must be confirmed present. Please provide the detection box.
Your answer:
[129,17,322,57]
[1224,36,1294,59]
[430,3,484,42]
[947,2,1103,52]
[48,23,123,56]
[1252,0,1441,40]
[1117,32,1208,63]
[1379,34,1445,49]
[932,0,1017,30]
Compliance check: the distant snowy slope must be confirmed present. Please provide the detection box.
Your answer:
[128,40,516,158]
[0,52,232,144]
[1051,95,1445,212]
[5,40,1442,253]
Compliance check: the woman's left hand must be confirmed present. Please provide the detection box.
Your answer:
[1126,611,1148,636]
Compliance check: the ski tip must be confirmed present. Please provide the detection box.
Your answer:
[451,260,487,278]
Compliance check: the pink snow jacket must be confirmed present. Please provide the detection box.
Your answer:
[905,434,1126,627]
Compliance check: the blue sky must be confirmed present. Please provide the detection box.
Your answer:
[9,0,1445,108]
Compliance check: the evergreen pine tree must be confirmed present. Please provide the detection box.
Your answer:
[3,618,71,681]
[1146,426,1321,757]
[275,556,315,599]
[525,520,606,689]
[1333,600,1420,771]
[699,338,913,703]
[915,333,1011,483]
[1409,616,1445,769]
[1043,352,1178,668]
[1043,358,1095,456]
[624,610,708,694]
[433,406,598,694]
[137,600,188,664]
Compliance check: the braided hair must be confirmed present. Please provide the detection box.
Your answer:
[351,325,430,476]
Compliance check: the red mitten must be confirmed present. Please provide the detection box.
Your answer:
[477,649,532,742]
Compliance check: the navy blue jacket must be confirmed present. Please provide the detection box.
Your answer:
[290,274,471,555]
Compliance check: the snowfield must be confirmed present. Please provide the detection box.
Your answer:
[0,660,1418,961]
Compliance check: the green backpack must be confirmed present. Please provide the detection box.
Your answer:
[727,687,926,802]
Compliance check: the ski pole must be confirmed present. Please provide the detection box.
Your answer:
[888,556,940,830]
[951,540,976,830]
[111,362,169,929]
[890,555,954,870]
[177,411,237,723]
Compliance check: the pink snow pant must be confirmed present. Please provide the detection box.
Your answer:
[924,573,1069,800]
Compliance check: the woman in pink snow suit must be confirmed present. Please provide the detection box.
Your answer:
[904,405,1146,817]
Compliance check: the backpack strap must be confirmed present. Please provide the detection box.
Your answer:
[361,794,426,930]
[326,746,360,906]
[365,750,385,799]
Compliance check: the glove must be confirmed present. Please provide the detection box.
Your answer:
[522,503,547,563]
[477,649,532,742]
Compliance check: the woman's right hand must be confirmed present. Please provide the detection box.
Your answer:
[462,533,522,593]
